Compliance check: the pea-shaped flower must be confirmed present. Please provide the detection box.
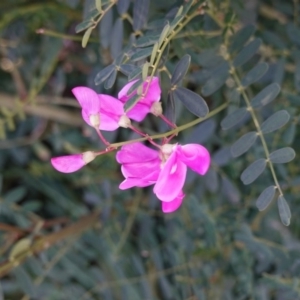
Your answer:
[72,86,130,131]
[116,142,210,213]
[118,77,162,122]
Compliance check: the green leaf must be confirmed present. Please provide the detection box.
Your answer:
[124,94,140,112]
[94,64,115,85]
[256,186,276,211]
[221,107,248,130]
[119,64,138,76]
[75,20,93,33]
[231,131,257,157]
[241,158,267,185]
[241,62,269,87]
[165,92,176,128]
[104,69,117,89]
[274,57,285,85]
[173,87,209,117]
[262,31,286,50]
[127,78,143,95]
[9,238,31,260]
[131,47,152,62]
[133,0,150,31]
[295,60,300,91]
[261,110,290,134]
[111,19,124,59]
[135,35,160,47]
[221,176,240,203]
[283,123,296,145]
[171,54,191,85]
[269,147,296,164]
[142,62,149,80]
[4,186,27,203]
[150,42,159,65]
[82,27,93,48]
[158,22,170,46]
[229,24,256,53]
[117,0,130,14]
[250,83,281,108]
[13,265,36,298]
[277,195,291,226]
[99,8,113,48]
[128,66,142,80]
[233,38,262,67]
[201,62,229,96]
[95,0,102,12]
[287,23,300,47]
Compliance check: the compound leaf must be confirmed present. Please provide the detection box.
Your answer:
[250,83,281,108]
[278,195,291,226]
[256,186,276,211]
[241,158,267,185]
[261,110,290,134]
[231,131,257,157]
[269,147,296,164]
[173,87,209,117]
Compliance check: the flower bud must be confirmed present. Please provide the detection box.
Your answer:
[118,115,131,128]
[89,114,100,127]
[150,102,163,116]
[82,151,97,164]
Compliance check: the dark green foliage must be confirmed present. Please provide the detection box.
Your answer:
[1,0,300,299]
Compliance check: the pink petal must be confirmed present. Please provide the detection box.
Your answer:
[81,94,124,131]
[118,77,161,121]
[141,77,161,105]
[119,178,155,189]
[99,94,124,116]
[118,79,138,101]
[161,191,185,213]
[116,143,159,164]
[72,87,100,115]
[153,151,187,202]
[177,144,211,175]
[121,162,160,180]
[51,154,85,173]
[126,103,152,122]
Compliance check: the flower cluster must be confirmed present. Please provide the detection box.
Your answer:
[51,77,210,213]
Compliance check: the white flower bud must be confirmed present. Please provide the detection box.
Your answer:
[89,114,100,127]
[82,151,96,164]
[150,102,163,116]
[118,115,131,128]
[161,143,174,155]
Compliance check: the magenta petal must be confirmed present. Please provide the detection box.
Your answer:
[161,191,185,213]
[51,154,85,173]
[141,77,161,105]
[118,77,161,121]
[153,151,187,202]
[118,79,137,102]
[119,178,155,189]
[116,143,159,164]
[99,112,120,131]
[126,103,152,122]
[99,94,124,116]
[72,87,100,115]
[99,96,123,130]
[177,144,211,175]
[121,162,160,180]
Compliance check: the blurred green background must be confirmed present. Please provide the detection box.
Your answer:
[1,0,300,299]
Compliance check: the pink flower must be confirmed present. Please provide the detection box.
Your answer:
[72,86,130,131]
[118,77,161,122]
[51,151,96,173]
[116,142,210,213]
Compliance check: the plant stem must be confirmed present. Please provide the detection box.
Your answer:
[230,67,283,196]
[110,102,228,148]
